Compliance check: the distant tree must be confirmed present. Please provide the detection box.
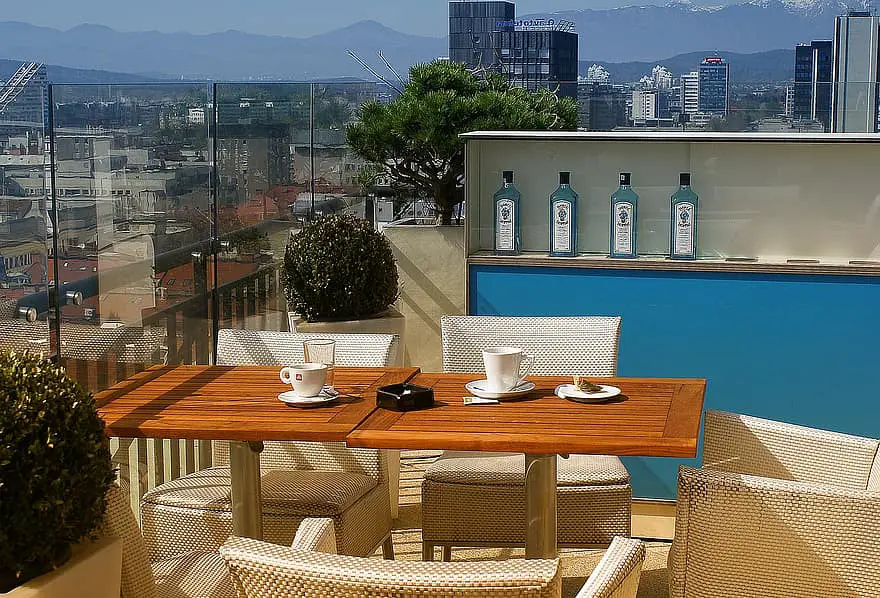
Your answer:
[347,60,578,225]
[707,112,751,132]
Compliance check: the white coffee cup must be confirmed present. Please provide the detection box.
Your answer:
[482,346,534,393]
[279,363,327,397]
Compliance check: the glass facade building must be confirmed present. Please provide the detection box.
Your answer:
[448,1,515,72]
[449,1,578,99]
[698,57,729,115]
[794,41,833,131]
[497,30,578,99]
[699,57,729,115]
[832,12,880,133]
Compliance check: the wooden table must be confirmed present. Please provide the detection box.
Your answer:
[97,365,419,539]
[347,373,706,558]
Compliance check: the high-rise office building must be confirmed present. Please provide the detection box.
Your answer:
[449,1,578,98]
[698,56,729,115]
[449,1,515,73]
[680,72,700,115]
[577,82,627,131]
[497,28,578,98]
[632,90,658,123]
[784,86,795,118]
[584,64,610,84]
[831,11,880,133]
[650,65,673,90]
[794,41,833,131]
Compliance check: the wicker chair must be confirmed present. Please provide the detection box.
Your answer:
[103,484,236,598]
[220,519,647,598]
[422,316,632,560]
[140,329,399,563]
[668,410,880,597]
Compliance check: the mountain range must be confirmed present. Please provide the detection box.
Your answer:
[523,0,855,62]
[0,1,862,81]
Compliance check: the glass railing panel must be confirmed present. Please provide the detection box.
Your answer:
[213,83,315,333]
[50,83,213,390]
[0,80,51,356]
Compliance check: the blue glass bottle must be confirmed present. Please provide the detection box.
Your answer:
[493,170,521,255]
[549,171,577,257]
[670,172,699,260]
[610,172,638,258]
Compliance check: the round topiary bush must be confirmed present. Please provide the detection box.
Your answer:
[0,351,114,591]
[283,214,399,321]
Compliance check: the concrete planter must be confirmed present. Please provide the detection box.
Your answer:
[382,224,465,373]
[287,307,406,366]
[3,536,122,598]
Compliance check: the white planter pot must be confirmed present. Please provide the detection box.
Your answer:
[3,536,122,598]
[288,307,406,367]
[287,306,407,519]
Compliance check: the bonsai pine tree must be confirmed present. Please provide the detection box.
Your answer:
[347,60,578,225]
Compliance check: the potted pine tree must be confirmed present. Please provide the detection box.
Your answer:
[0,351,119,597]
[346,60,577,370]
[282,214,404,362]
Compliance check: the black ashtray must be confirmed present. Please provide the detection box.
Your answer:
[376,383,434,411]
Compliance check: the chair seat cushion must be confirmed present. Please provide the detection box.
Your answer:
[425,452,629,487]
[153,549,236,598]
[143,466,377,516]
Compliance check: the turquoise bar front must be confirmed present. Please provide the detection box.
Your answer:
[469,262,880,499]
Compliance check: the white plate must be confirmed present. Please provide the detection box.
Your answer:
[465,379,535,399]
[555,384,621,403]
[278,388,339,407]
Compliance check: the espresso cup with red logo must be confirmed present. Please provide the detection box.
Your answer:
[279,363,327,397]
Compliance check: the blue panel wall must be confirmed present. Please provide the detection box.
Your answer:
[470,263,880,499]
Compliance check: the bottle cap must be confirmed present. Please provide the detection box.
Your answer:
[680,172,691,186]
[620,172,631,186]
[559,171,570,185]
[502,171,514,184]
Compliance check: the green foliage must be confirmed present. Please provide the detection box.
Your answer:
[356,164,383,197]
[282,214,399,321]
[347,61,578,224]
[0,352,114,591]
[706,112,752,132]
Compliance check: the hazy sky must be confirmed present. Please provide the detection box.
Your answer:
[1,0,683,37]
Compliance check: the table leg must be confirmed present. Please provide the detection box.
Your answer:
[524,453,557,559]
[229,440,264,540]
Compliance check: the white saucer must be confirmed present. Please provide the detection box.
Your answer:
[465,379,535,399]
[278,387,339,407]
[555,384,621,403]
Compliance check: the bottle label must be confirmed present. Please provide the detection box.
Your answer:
[673,202,695,256]
[496,198,515,251]
[613,202,634,255]
[551,199,572,253]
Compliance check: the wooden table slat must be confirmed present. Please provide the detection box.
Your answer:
[96,366,420,442]
[346,373,706,457]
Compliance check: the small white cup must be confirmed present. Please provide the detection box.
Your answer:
[482,346,534,393]
[280,363,327,398]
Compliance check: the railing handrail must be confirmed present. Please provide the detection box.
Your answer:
[141,260,280,326]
